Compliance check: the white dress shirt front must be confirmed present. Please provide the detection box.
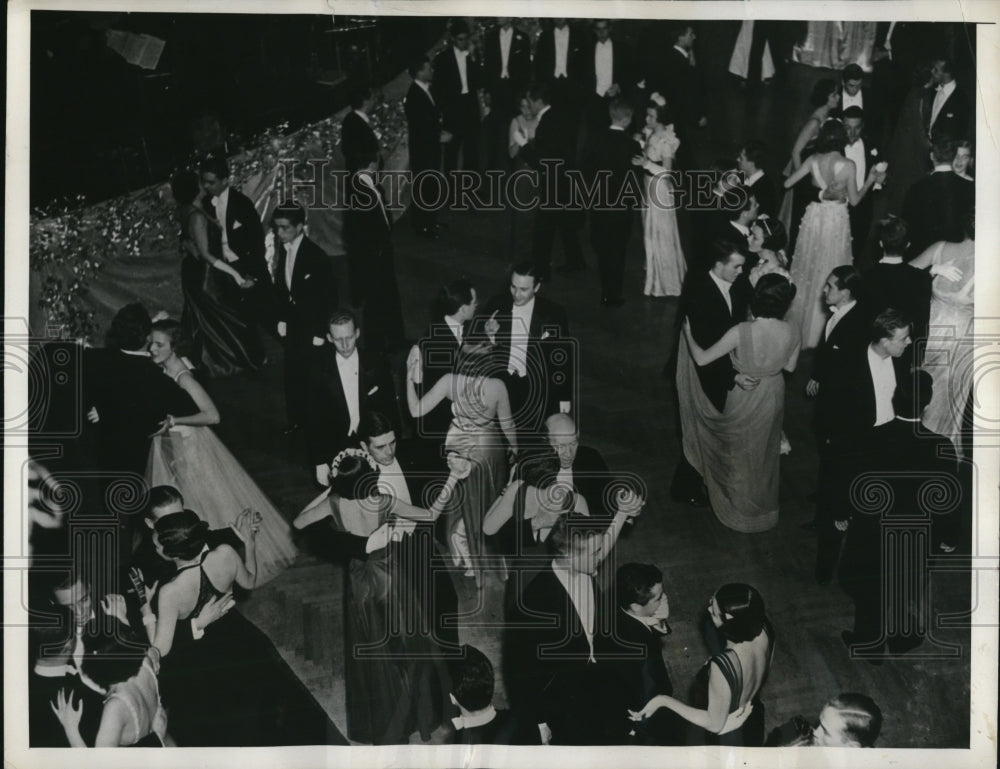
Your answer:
[500,27,513,78]
[825,299,857,340]
[842,90,864,111]
[283,232,303,290]
[554,27,570,77]
[211,186,239,263]
[336,349,361,435]
[867,345,897,426]
[552,561,596,662]
[508,298,534,377]
[931,80,956,128]
[377,457,412,505]
[595,40,614,96]
[844,139,866,190]
[454,47,470,94]
[708,271,734,315]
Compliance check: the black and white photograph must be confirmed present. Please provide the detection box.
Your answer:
[5,1,998,768]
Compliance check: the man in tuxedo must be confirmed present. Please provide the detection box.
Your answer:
[534,18,585,117]
[842,107,883,262]
[583,19,635,138]
[832,65,880,139]
[476,262,572,441]
[505,509,641,745]
[608,563,682,745]
[199,156,271,328]
[864,216,946,367]
[405,55,449,238]
[343,154,405,353]
[306,309,397,486]
[83,303,197,564]
[841,369,955,660]
[737,141,777,218]
[819,309,912,598]
[872,22,933,140]
[583,98,642,306]
[712,186,759,264]
[415,278,478,444]
[272,200,338,434]
[358,411,460,650]
[340,82,380,174]
[671,242,755,506]
[521,81,584,279]
[661,23,708,171]
[432,19,484,177]
[923,56,971,143]
[806,267,869,582]
[482,18,532,171]
[902,138,974,259]
[545,413,612,519]
[447,644,523,745]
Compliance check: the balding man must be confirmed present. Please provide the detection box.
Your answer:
[546,413,613,518]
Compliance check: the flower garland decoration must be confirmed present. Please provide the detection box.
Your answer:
[330,447,378,478]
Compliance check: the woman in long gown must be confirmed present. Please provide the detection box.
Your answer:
[912,215,975,457]
[631,583,774,746]
[778,79,841,248]
[405,340,517,585]
[145,318,297,585]
[784,120,884,350]
[170,170,264,377]
[634,97,686,297]
[293,450,468,744]
[681,275,800,532]
[137,510,342,746]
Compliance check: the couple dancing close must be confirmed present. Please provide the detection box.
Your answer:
[672,240,800,534]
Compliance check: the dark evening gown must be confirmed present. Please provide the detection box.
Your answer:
[318,495,456,744]
[157,550,345,747]
[178,205,264,377]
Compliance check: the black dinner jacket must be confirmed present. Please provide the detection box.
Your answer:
[204,187,268,283]
[844,133,883,182]
[679,270,752,413]
[921,83,972,143]
[404,81,442,171]
[505,566,618,745]
[605,609,674,741]
[570,445,611,518]
[747,172,778,219]
[861,261,933,343]
[902,170,974,258]
[812,302,869,439]
[431,45,484,130]
[582,126,642,225]
[273,235,338,341]
[583,36,634,97]
[416,320,466,441]
[340,110,379,174]
[342,173,392,254]
[662,46,706,137]
[473,294,573,411]
[449,709,523,745]
[483,26,532,94]
[534,23,586,84]
[823,343,909,446]
[520,104,577,193]
[305,346,397,465]
[82,348,198,477]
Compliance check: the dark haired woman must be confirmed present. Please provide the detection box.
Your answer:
[50,631,170,746]
[682,274,800,532]
[631,583,774,746]
[146,318,297,585]
[294,449,469,744]
[632,95,685,297]
[784,120,885,349]
[170,169,263,377]
[138,510,340,746]
[406,339,516,585]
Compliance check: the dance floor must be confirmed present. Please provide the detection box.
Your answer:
[126,27,974,747]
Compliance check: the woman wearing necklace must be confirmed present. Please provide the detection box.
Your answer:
[145,317,297,585]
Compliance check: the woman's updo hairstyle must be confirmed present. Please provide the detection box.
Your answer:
[714,583,767,643]
[154,510,210,561]
[329,452,380,501]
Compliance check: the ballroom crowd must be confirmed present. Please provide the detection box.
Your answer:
[24,17,976,749]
